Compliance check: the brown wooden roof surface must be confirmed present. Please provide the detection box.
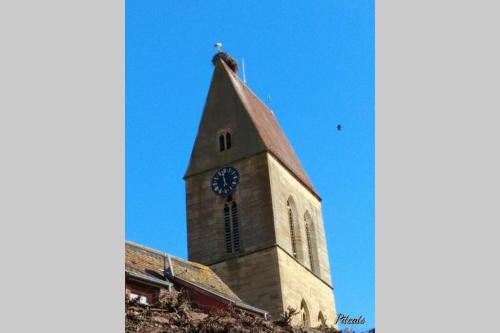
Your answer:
[219,60,320,199]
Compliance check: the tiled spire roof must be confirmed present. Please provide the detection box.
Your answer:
[218,59,319,199]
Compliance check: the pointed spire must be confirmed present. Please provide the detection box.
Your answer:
[220,61,319,199]
[186,53,319,199]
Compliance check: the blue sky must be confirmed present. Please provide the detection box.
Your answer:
[126,1,374,331]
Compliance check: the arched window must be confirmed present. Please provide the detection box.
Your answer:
[218,131,232,152]
[304,211,315,272]
[223,197,240,254]
[300,300,310,327]
[305,222,314,270]
[287,199,297,258]
[287,197,305,263]
[318,311,326,326]
[304,211,319,274]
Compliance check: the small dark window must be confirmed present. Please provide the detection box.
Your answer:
[218,131,232,152]
[219,134,225,152]
[129,293,148,305]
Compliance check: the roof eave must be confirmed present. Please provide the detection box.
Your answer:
[125,270,174,289]
[166,272,269,318]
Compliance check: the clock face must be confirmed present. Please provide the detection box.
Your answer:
[211,166,240,196]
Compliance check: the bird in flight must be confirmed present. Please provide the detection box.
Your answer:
[337,124,342,131]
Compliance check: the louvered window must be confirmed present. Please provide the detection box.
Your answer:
[224,200,240,254]
[223,205,232,253]
[231,202,240,252]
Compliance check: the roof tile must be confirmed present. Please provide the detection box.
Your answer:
[125,241,241,302]
[220,60,320,199]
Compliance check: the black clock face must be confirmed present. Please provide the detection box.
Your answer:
[211,166,240,196]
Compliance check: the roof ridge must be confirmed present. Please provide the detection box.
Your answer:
[126,240,166,255]
[125,240,182,261]
[218,59,278,117]
[218,60,320,200]
[125,240,214,270]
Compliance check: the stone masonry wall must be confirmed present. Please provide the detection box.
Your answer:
[186,152,276,265]
[267,154,333,285]
[209,246,284,320]
[276,247,337,329]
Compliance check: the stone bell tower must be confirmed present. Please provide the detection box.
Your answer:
[184,51,337,327]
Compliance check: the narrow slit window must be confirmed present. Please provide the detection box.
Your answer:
[305,222,314,271]
[288,201,297,257]
[219,134,225,152]
[300,300,310,327]
[226,132,232,149]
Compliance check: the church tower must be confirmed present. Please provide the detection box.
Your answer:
[184,52,337,327]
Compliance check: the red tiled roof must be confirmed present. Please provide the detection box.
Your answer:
[219,60,320,199]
